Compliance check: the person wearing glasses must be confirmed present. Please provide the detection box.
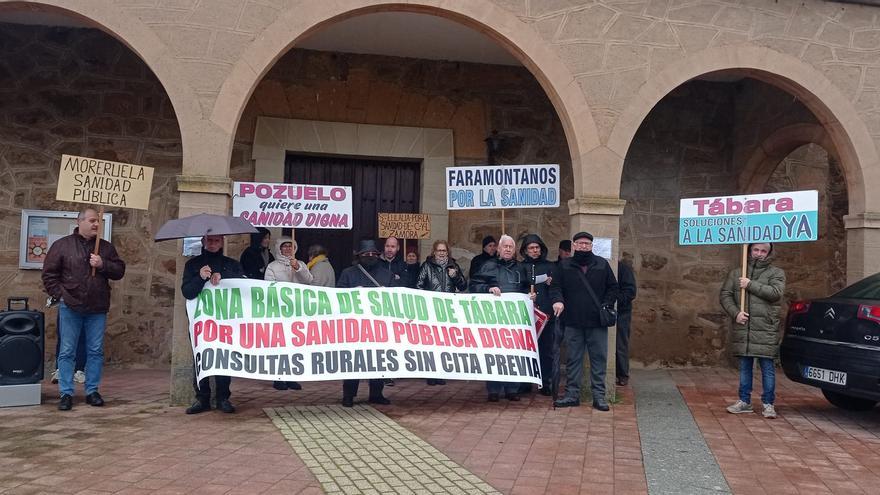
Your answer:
[417,240,467,385]
[469,234,533,402]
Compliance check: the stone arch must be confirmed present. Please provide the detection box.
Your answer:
[741,123,838,194]
[4,0,200,154]
[607,45,880,216]
[209,0,600,193]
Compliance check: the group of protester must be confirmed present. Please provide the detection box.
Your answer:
[42,207,786,421]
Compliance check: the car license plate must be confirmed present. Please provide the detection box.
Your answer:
[803,366,847,386]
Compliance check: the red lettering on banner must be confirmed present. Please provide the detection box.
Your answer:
[478,327,536,351]
[239,322,286,349]
[695,195,798,216]
[239,184,348,201]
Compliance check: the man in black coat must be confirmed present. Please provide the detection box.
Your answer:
[520,234,557,395]
[616,259,637,386]
[239,227,273,279]
[551,232,619,411]
[470,235,532,401]
[468,235,497,280]
[337,239,395,407]
[181,234,245,414]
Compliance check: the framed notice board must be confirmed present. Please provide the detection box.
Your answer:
[19,209,113,270]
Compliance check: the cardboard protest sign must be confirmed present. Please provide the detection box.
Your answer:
[57,154,154,210]
[679,190,818,246]
[186,279,542,385]
[378,213,431,239]
[446,164,559,210]
[233,181,353,229]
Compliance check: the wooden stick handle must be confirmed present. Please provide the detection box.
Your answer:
[739,244,747,313]
[91,207,104,277]
[501,209,506,235]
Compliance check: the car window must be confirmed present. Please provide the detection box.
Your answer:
[834,273,880,300]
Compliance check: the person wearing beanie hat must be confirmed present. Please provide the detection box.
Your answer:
[468,235,498,280]
[557,239,572,262]
[549,232,618,411]
[720,242,785,419]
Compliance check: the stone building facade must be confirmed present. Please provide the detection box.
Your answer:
[0,0,878,402]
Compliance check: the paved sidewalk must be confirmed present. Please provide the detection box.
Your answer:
[0,370,647,495]
[673,368,880,495]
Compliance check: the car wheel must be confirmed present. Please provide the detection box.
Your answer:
[821,389,878,411]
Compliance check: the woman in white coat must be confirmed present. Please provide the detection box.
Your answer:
[264,236,312,390]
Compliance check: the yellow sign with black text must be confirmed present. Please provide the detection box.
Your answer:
[56,154,154,210]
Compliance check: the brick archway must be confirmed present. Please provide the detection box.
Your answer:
[207,0,601,196]
[741,123,838,194]
[607,45,879,216]
[5,0,199,159]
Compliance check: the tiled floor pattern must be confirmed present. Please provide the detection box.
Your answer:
[673,368,880,495]
[267,404,499,494]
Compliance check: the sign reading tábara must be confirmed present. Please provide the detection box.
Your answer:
[446,164,560,210]
[679,190,818,245]
[233,181,353,229]
[57,154,155,210]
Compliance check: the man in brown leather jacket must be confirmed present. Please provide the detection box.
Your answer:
[42,207,125,411]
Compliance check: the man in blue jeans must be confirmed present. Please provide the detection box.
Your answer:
[42,207,126,411]
[720,243,786,419]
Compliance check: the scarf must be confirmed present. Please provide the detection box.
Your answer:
[308,254,326,270]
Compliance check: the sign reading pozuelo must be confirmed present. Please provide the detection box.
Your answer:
[233,181,353,229]
[57,154,155,210]
[679,190,818,245]
[446,164,560,210]
[378,213,431,239]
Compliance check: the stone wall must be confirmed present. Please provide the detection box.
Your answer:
[0,24,182,366]
[231,49,573,265]
[621,79,847,367]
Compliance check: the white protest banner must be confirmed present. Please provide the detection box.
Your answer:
[186,279,542,385]
[378,213,431,239]
[57,154,155,210]
[679,190,818,245]
[233,181,353,229]
[446,164,559,210]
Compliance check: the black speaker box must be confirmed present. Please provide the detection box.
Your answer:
[0,297,45,385]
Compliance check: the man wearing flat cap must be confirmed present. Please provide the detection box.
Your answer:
[550,232,619,411]
[337,239,396,407]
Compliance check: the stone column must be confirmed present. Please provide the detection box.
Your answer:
[568,196,626,403]
[170,175,232,405]
[844,212,880,285]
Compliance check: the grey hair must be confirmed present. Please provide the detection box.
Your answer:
[498,234,515,246]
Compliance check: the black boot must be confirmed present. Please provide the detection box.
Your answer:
[185,400,211,414]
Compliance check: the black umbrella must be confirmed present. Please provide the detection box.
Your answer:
[154,213,259,241]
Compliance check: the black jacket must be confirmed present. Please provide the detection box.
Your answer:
[239,231,274,280]
[519,234,556,315]
[337,262,396,288]
[182,250,245,300]
[381,255,407,286]
[417,257,467,293]
[401,262,420,289]
[617,261,637,312]
[551,254,619,328]
[469,257,529,294]
[468,251,496,279]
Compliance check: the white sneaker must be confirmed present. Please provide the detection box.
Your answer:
[726,400,754,414]
[762,403,777,419]
[50,368,59,384]
[73,370,86,384]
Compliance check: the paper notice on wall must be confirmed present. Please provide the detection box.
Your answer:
[592,237,612,260]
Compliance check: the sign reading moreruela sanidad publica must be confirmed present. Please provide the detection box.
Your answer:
[446,164,559,210]
[56,154,155,210]
[186,279,542,385]
[679,190,818,245]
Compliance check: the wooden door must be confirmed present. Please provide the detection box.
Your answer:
[284,153,421,278]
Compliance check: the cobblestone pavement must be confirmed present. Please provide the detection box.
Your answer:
[267,405,498,494]
[0,370,647,494]
[673,368,880,495]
